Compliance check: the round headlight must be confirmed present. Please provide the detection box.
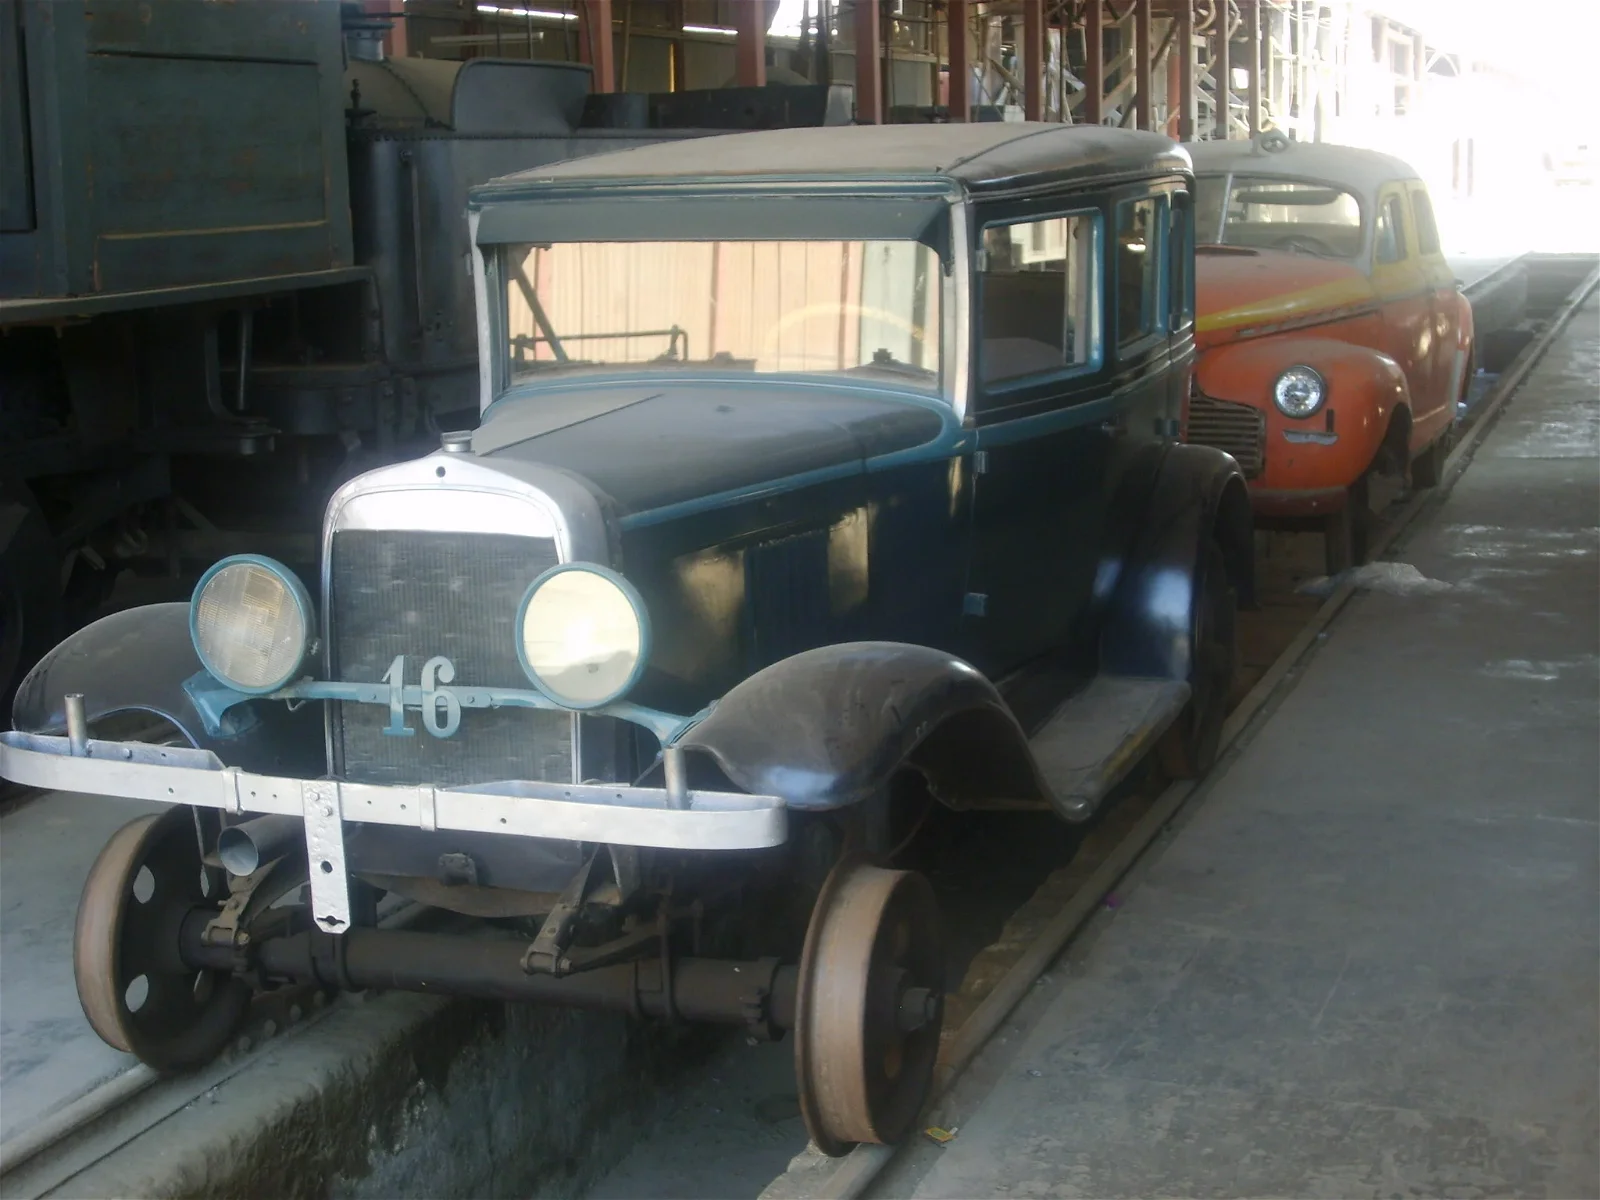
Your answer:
[1273,365,1326,418]
[190,556,313,694]
[517,565,649,710]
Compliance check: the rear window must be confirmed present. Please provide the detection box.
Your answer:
[977,211,1102,392]
[1199,175,1364,259]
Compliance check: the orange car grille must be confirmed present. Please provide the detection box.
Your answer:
[1187,394,1266,478]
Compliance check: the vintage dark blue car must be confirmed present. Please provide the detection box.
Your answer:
[2,123,1251,1153]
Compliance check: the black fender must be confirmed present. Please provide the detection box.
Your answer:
[1099,443,1254,682]
[677,641,1050,813]
[11,603,323,776]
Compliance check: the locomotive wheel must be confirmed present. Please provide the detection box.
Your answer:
[75,808,250,1070]
[794,859,944,1156]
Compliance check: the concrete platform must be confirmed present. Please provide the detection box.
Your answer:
[0,793,166,1144]
[876,299,1599,1199]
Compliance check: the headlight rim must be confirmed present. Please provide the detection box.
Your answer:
[189,553,315,696]
[515,562,651,711]
[1272,363,1328,419]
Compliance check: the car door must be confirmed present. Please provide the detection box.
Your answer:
[1406,181,1459,447]
[962,201,1110,678]
[1369,185,1435,453]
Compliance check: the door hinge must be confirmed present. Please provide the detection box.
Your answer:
[963,592,988,617]
[973,450,989,475]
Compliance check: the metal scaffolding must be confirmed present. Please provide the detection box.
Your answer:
[404,0,1465,146]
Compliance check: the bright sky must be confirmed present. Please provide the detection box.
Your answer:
[1375,0,1598,85]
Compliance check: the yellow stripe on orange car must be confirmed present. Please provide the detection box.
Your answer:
[1197,274,1375,335]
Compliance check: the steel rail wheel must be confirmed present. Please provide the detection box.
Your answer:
[74,808,250,1070]
[794,859,944,1156]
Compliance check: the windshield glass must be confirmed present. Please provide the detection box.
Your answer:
[500,240,944,392]
[1194,176,1364,258]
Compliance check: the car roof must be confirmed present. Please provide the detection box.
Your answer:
[477,122,1188,196]
[1182,138,1421,199]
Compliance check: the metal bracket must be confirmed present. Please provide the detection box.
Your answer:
[522,853,596,977]
[611,844,641,900]
[302,781,352,934]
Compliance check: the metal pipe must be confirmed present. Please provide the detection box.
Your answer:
[64,694,88,756]
[218,815,304,877]
[1134,0,1152,130]
[579,0,615,92]
[854,0,882,123]
[1213,0,1229,137]
[735,0,765,87]
[1177,0,1194,139]
[235,308,253,414]
[946,0,969,121]
[182,917,799,1030]
[1023,0,1044,121]
[1084,0,1104,125]
[1246,0,1261,137]
[662,745,689,810]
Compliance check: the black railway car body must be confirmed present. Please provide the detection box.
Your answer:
[0,0,847,702]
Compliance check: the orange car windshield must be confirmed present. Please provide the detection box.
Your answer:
[1195,176,1364,259]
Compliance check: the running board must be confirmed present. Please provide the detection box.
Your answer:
[1028,676,1191,821]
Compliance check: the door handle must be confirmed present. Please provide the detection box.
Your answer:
[1099,418,1126,437]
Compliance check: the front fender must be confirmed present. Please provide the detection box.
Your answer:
[677,641,1050,813]
[11,603,323,776]
[1196,334,1410,417]
[1100,443,1253,682]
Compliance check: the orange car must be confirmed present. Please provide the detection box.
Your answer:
[1182,137,1473,572]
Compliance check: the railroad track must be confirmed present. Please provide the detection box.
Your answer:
[2,260,1594,1200]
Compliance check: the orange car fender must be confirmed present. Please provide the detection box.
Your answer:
[1195,335,1408,485]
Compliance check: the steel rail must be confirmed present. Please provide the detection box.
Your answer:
[0,901,428,1192]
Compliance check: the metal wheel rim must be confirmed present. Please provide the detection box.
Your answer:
[74,808,250,1070]
[794,858,944,1155]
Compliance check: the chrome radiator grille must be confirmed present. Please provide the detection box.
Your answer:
[1187,394,1266,478]
[329,529,570,787]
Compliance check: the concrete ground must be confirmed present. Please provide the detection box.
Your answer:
[873,299,1599,1199]
[0,792,165,1143]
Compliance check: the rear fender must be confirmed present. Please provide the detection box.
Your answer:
[11,603,323,776]
[1099,444,1253,682]
[676,642,1049,814]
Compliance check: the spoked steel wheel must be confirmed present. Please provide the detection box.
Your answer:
[794,859,944,1156]
[74,808,250,1070]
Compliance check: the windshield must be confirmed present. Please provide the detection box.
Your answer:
[500,239,944,393]
[1194,175,1364,258]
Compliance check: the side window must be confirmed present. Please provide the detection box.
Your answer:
[978,211,1101,394]
[1374,194,1408,264]
[1170,191,1195,330]
[1116,197,1165,349]
[1410,187,1441,255]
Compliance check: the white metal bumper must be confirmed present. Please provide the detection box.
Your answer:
[0,730,786,934]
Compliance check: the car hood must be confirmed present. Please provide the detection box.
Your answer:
[472,379,948,519]
[1195,246,1376,348]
